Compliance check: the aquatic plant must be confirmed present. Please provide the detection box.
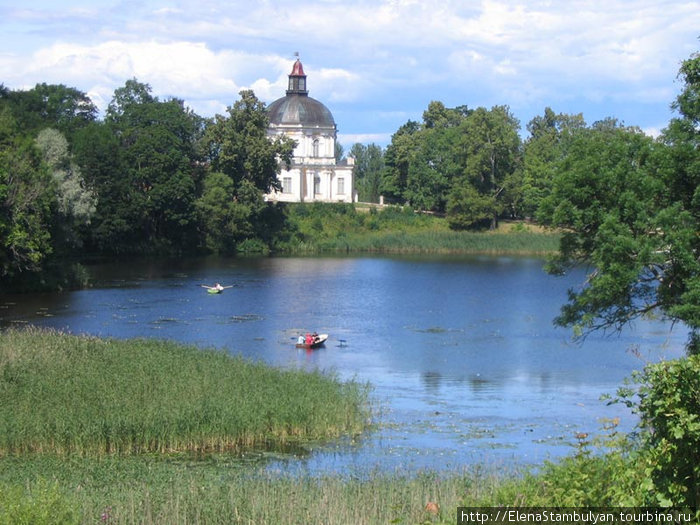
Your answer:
[0,328,370,456]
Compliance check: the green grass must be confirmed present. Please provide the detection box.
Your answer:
[4,329,684,524]
[276,203,560,255]
[0,455,514,524]
[0,328,370,456]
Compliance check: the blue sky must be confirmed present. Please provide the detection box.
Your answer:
[1,0,698,147]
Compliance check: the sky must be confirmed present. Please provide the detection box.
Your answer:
[1,0,699,147]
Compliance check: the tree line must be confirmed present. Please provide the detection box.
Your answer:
[0,80,296,288]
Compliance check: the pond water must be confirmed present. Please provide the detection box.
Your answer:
[0,255,685,475]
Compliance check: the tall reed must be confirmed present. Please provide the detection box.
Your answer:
[0,328,371,456]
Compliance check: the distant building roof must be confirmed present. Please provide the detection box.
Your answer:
[267,58,336,129]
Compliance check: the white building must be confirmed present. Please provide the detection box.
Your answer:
[265,58,354,203]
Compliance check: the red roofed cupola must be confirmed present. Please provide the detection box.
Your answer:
[286,58,308,95]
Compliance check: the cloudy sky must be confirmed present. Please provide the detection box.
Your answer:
[1,0,698,146]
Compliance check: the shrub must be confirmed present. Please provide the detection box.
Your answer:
[623,356,700,507]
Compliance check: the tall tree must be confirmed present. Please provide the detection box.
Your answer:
[205,90,294,193]
[98,79,203,252]
[539,114,699,351]
[351,143,385,203]
[0,108,55,278]
[448,106,522,229]
[522,108,586,218]
[380,120,420,204]
[35,128,96,249]
[198,90,294,252]
[0,83,97,140]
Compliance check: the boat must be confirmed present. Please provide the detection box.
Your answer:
[295,334,328,349]
[201,284,233,294]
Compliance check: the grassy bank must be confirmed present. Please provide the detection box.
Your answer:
[0,444,664,524]
[0,329,370,456]
[1,330,698,523]
[275,203,560,255]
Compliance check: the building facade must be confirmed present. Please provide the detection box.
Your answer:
[265,59,354,203]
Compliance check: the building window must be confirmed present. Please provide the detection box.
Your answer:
[282,177,292,193]
[314,174,321,194]
[337,178,345,195]
[312,139,319,157]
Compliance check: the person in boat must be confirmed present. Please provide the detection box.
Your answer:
[305,333,313,345]
[202,283,227,291]
[297,334,305,345]
[312,332,319,344]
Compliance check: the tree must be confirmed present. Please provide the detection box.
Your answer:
[351,143,385,203]
[101,80,202,252]
[35,128,96,249]
[72,121,134,252]
[0,83,97,140]
[0,108,55,278]
[522,108,586,218]
[448,106,522,229]
[539,123,661,334]
[205,90,294,194]
[539,76,700,354]
[380,120,420,204]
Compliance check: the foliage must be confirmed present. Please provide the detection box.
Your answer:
[538,53,700,353]
[205,89,294,194]
[35,128,96,247]
[453,105,522,229]
[0,328,370,456]
[0,479,78,525]
[350,142,385,203]
[0,82,96,141]
[522,108,586,218]
[0,109,55,278]
[446,182,495,230]
[105,80,202,252]
[277,203,559,255]
[615,356,700,508]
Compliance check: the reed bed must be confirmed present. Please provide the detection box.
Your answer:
[0,328,370,457]
[278,203,560,255]
[293,230,560,256]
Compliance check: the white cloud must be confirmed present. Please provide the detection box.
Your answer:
[0,0,698,142]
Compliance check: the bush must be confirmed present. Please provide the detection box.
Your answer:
[623,356,700,507]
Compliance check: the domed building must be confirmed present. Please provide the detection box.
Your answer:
[265,58,354,203]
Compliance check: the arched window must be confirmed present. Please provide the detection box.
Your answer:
[312,139,319,158]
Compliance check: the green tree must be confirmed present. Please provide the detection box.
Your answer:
[448,106,522,229]
[380,120,420,203]
[103,80,202,252]
[0,109,55,278]
[350,143,385,203]
[538,54,700,352]
[35,128,96,249]
[539,122,662,337]
[72,121,134,252]
[205,90,294,193]
[522,108,586,218]
[199,90,294,252]
[0,83,97,140]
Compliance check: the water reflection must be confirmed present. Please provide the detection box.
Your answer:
[0,255,686,474]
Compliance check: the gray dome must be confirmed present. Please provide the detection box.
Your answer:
[267,94,336,128]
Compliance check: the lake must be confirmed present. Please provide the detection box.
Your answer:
[0,255,685,475]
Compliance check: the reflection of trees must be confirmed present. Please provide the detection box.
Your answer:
[421,371,442,392]
[468,374,492,393]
